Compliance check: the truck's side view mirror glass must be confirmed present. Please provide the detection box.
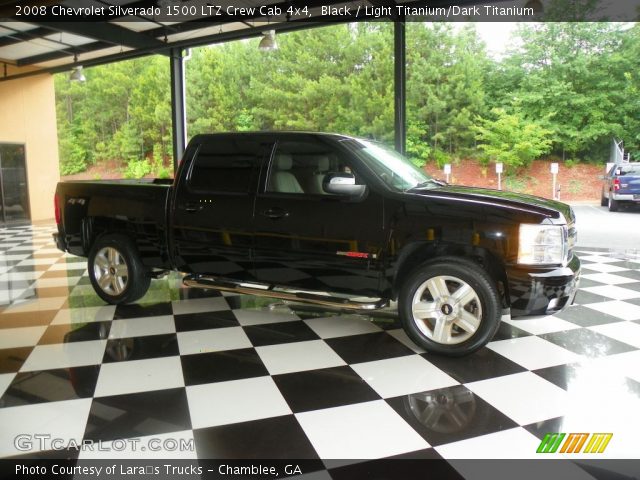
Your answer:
[323,172,367,197]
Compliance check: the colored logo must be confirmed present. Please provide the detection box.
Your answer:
[536,433,613,454]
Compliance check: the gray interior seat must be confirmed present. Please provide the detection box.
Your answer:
[304,155,331,194]
[270,153,304,194]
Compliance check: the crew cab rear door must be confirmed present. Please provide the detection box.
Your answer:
[252,134,385,297]
[172,134,273,280]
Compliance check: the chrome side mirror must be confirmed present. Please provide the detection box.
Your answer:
[323,172,367,197]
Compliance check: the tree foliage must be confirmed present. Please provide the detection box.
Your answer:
[475,108,553,168]
[490,22,630,162]
[55,19,640,177]
[407,23,489,165]
[55,56,171,176]
[187,23,394,140]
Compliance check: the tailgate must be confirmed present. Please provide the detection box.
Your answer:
[617,175,640,195]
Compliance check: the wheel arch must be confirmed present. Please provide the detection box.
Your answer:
[81,217,125,253]
[390,242,510,308]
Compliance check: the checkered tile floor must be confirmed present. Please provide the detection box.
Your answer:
[1,224,640,466]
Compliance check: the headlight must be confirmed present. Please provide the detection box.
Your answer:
[518,224,567,265]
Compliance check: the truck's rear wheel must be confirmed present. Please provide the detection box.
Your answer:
[608,194,619,212]
[398,259,502,357]
[88,234,150,305]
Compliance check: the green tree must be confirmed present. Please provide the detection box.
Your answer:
[187,23,395,141]
[407,23,490,165]
[474,108,552,168]
[55,17,640,178]
[618,24,640,159]
[488,21,628,162]
[55,56,172,175]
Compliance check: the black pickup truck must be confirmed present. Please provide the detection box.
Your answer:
[54,132,580,356]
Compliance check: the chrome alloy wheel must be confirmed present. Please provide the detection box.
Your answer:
[93,247,129,296]
[411,275,482,345]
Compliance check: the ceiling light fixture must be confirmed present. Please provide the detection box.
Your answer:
[69,54,86,82]
[258,30,278,51]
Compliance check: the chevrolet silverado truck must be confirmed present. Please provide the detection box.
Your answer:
[54,132,580,356]
[600,162,640,211]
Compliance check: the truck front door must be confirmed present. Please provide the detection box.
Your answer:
[252,135,385,297]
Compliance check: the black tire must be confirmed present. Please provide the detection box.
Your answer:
[600,189,607,207]
[398,258,502,357]
[608,193,619,212]
[88,233,150,304]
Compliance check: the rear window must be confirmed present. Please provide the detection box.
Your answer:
[617,164,640,176]
[189,137,266,193]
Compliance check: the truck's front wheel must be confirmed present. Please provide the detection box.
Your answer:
[398,259,502,356]
[88,234,150,305]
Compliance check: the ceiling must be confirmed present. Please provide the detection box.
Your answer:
[0,0,461,81]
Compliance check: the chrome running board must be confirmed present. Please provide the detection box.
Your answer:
[183,275,389,311]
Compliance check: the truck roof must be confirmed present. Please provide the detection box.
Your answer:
[190,131,360,142]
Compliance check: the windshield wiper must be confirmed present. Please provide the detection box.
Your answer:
[409,179,446,190]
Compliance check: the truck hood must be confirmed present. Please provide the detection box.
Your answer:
[411,185,574,224]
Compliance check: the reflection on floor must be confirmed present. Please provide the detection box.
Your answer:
[1,225,640,469]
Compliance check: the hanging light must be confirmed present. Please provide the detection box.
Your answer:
[70,66,86,82]
[69,54,86,82]
[258,30,277,51]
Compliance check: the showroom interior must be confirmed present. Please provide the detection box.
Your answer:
[1,0,640,478]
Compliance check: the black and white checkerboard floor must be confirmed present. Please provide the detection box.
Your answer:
[1,224,640,468]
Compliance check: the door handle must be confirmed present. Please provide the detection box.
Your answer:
[184,202,203,213]
[262,207,289,219]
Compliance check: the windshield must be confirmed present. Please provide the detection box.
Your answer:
[355,139,438,191]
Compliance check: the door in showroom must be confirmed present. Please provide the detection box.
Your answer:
[0,144,30,224]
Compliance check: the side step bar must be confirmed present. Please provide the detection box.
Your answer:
[183,275,389,311]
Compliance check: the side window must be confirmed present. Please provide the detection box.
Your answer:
[266,140,355,195]
[189,138,264,193]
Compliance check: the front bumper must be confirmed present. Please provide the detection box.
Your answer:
[505,254,581,317]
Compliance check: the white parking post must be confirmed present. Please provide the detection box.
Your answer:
[444,164,451,184]
[550,163,559,200]
[496,162,503,190]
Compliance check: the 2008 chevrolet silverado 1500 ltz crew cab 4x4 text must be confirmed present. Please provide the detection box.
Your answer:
[54,132,580,356]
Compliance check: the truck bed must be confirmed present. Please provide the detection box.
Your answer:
[56,179,172,269]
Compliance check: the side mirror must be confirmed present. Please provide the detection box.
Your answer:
[323,172,367,197]
[598,175,607,180]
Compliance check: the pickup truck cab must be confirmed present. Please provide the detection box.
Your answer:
[54,132,580,356]
[601,162,640,211]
